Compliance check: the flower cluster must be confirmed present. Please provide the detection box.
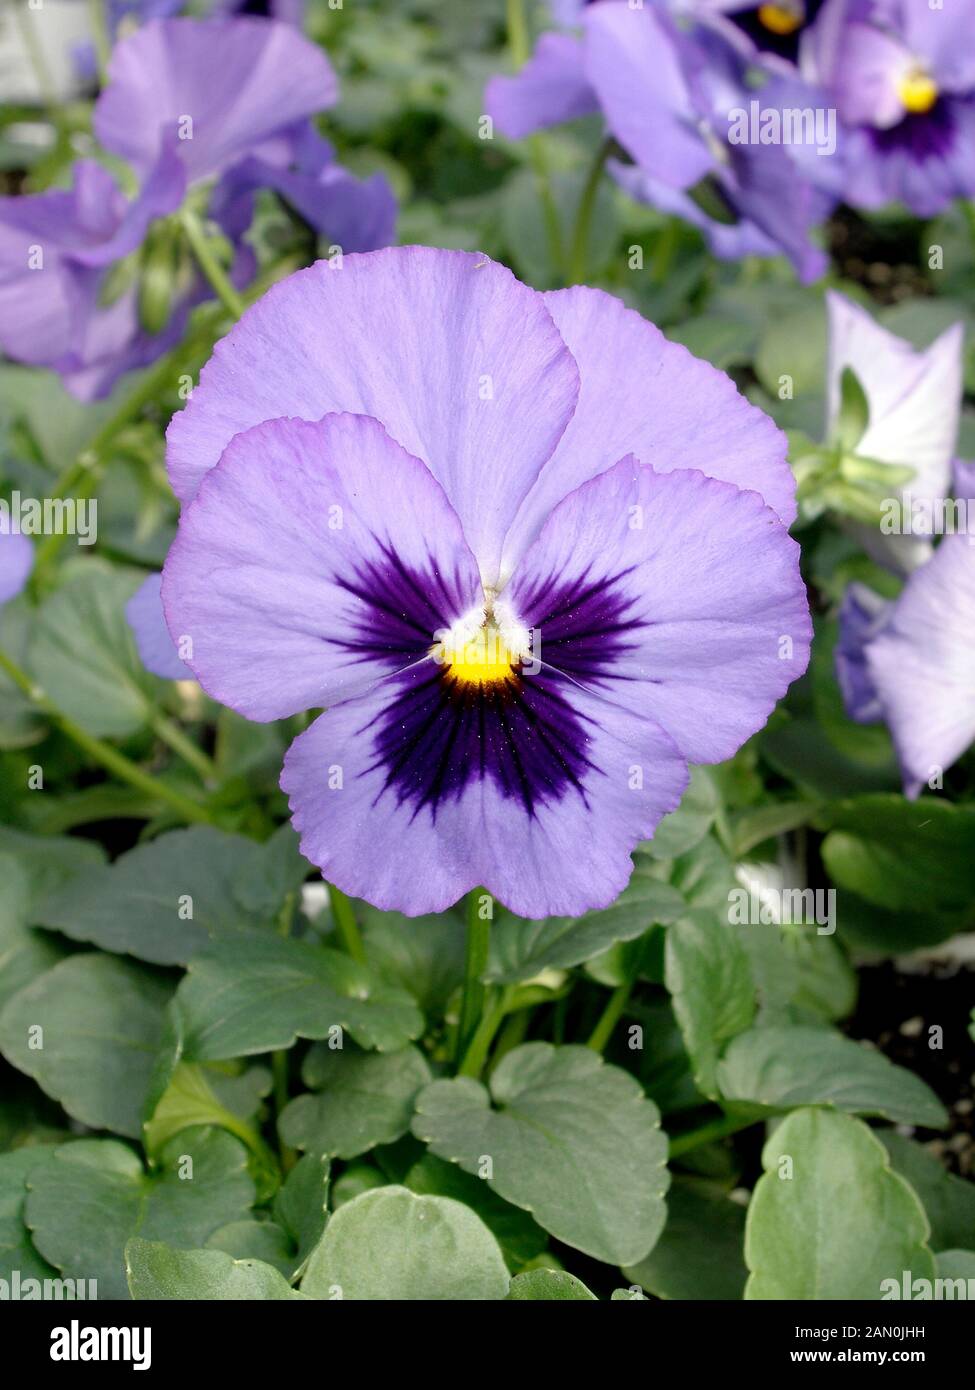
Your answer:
[486,0,975,278]
[0,15,395,399]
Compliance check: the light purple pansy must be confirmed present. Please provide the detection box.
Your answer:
[803,0,975,215]
[486,2,829,282]
[837,536,975,797]
[0,532,34,606]
[125,574,192,680]
[825,290,964,573]
[159,246,810,918]
[0,17,393,397]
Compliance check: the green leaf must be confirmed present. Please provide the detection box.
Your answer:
[821,797,975,915]
[0,826,105,904]
[0,1148,58,1282]
[717,1026,948,1128]
[273,1153,331,1270]
[28,563,158,738]
[0,856,65,1012]
[624,1181,747,1300]
[126,1238,304,1300]
[27,1129,255,1300]
[880,1133,975,1252]
[744,1108,935,1299]
[300,1186,510,1300]
[935,1250,975,1286]
[35,826,276,967]
[402,1152,547,1270]
[176,935,424,1060]
[642,768,719,860]
[0,954,172,1137]
[360,906,465,1016]
[507,1269,597,1300]
[665,910,756,1098]
[279,1045,432,1159]
[204,1219,293,1275]
[486,871,683,984]
[412,1042,669,1265]
[835,366,870,452]
[754,299,827,399]
[143,1062,274,1166]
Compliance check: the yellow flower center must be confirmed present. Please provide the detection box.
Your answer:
[757,2,803,36]
[897,68,939,115]
[438,622,519,688]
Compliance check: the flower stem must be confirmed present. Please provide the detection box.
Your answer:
[180,209,246,321]
[149,708,217,784]
[328,884,366,964]
[587,980,632,1052]
[272,892,298,1172]
[667,1111,757,1159]
[568,137,612,286]
[456,888,492,1065]
[458,985,514,1078]
[0,646,215,826]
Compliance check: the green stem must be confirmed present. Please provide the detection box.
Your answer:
[668,1111,757,1159]
[180,209,246,321]
[149,709,217,784]
[568,138,612,285]
[505,0,530,66]
[458,985,514,1078]
[86,0,111,86]
[456,888,492,1064]
[0,646,215,826]
[488,1006,530,1073]
[329,884,366,964]
[272,892,298,1171]
[587,980,632,1052]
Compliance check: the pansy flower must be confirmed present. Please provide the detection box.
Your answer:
[836,532,975,797]
[0,17,393,398]
[125,574,192,680]
[486,2,830,281]
[155,246,810,917]
[803,0,975,214]
[825,290,963,573]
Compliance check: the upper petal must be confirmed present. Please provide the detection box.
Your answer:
[162,411,482,721]
[93,16,337,182]
[167,247,580,582]
[507,457,811,765]
[501,284,796,575]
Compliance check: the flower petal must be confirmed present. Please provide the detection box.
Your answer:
[835,581,890,724]
[507,457,811,764]
[167,247,580,582]
[93,16,337,182]
[501,284,795,574]
[0,532,34,606]
[865,535,975,797]
[280,669,688,919]
[485,33,599,140]
[125,574,191,681]
[162,412,482,722]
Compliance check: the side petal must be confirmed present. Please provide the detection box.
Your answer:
[280,671,688,919]
[485,33,600,139]
[166,247,580,583]
[507,458,811,765]
[125,574,192,681]
[161,412,482,722]
[93,16,337,182]
[835,581,890,724]
[0,532,34,606]
[501,284,795,574]
[866,535,975,797]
